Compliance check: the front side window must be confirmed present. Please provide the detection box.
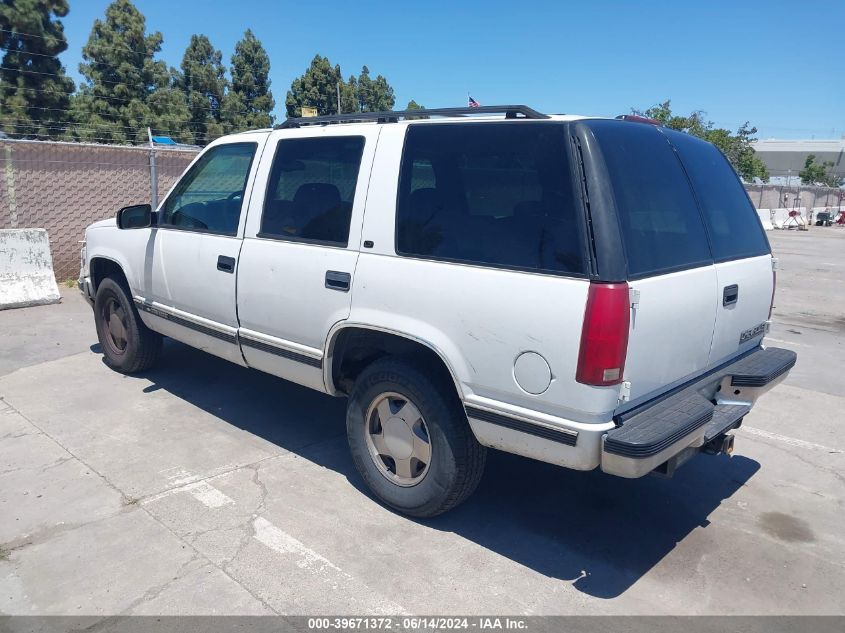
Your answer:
[160,142,256,235]
[260,136,365,247]
[396,123,585,275]
[589,120,712,278]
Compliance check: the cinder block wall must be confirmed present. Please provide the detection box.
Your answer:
[0,140,198,280]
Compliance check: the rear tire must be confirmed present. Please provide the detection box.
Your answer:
[94,276,162,374]
[346,357,486,517]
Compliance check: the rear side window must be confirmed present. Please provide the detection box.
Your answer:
[396,123,585,275]
[667,131,770,261]
[260,136,365,247]
[589,121,712,278]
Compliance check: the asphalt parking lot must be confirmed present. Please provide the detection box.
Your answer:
[0,229,843,616]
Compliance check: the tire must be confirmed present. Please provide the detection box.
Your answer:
[346,356,486,517]
[94,276,162,374]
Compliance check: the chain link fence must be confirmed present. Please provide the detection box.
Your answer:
[0,139,199,281]
[744,183,844,212]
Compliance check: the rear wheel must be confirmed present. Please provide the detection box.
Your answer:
[94,276,161,373]
[346,357,486,517]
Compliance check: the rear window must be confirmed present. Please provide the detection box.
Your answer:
[589,121,712,278]
[396,123,585,275]
[667,131,770,261]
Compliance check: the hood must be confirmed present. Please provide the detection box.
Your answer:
[87,217,117,230]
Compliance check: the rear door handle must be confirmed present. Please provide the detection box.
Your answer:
[325,270,351,292]
[217,255,236,273]
[723,284,739,306]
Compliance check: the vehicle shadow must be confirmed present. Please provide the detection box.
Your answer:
[132,340,760,600]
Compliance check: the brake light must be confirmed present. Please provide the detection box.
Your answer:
[615,114,663,126]
[576,282,631,386]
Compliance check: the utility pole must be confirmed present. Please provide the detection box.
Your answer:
[337,83,341,114]
[147,127,158,210]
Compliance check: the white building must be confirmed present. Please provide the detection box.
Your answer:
[751,137,845,186]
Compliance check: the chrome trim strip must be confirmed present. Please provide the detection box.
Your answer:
[133,298,237,344]
[239,334,323,368]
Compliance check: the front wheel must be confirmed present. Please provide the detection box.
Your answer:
[94,276,162,373]
[346,357,486,517]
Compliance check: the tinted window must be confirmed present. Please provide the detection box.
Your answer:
[590,121,712,278]
[396,123,585,275]
[260,136,365,246]
[161,143,256,235]
[668,131,770,261]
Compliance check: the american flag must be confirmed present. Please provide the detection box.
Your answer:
[468,95,480,108]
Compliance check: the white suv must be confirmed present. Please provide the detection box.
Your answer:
[79,105,796,517]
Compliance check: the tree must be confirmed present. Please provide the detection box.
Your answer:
[0,0,75,139]
[176,34,227,144]
[634,100,769,182]
[405,99,427,119]
[71,0,191,144]
[353,65,394,112]
[222,29,274,132]
[799,154,842,188]
[286,57,396,118]
[285,54,343,117]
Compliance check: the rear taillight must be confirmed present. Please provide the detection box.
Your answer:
[576,282,631,386]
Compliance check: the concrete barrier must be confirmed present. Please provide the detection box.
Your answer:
[0,229,61,310]
[757,209,773,230]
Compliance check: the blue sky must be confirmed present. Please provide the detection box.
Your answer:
[57,0,844,139]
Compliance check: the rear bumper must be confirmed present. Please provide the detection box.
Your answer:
[601,346,796,478]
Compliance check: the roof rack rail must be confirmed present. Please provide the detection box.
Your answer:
[275,105,549,129]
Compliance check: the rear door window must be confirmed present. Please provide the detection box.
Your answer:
[666,130,770,261]
[396,123,585,275]
[589,120,712,278]
[260,136,365,247]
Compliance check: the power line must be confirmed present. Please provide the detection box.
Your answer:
[0,119,210,139]
[4,105,221,129]
[2,73,272,120]
[0,27,142,57]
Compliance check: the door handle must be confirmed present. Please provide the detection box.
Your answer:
[325,270,351,292]
[723,284,739,306]
[217,255,236,273]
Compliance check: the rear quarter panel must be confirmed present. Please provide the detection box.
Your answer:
[351,124,619,423]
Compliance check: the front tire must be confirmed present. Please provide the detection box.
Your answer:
[346,357,486,517]
[94,276,162,373]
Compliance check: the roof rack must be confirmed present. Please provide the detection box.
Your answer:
[276,105,549,129]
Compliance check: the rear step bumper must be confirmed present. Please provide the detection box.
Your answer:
[601,346,796,478]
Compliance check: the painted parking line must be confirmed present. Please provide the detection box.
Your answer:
[142,479,235,508]
[764,337,806,347]
[742,426,841,454]
[252,516,408,614]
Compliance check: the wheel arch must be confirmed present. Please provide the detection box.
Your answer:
[324,324,465,401]
[89,256,129,292]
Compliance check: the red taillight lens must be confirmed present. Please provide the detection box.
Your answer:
[576,282,631,386]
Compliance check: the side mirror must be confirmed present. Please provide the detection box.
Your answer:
[116,204,155,230]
